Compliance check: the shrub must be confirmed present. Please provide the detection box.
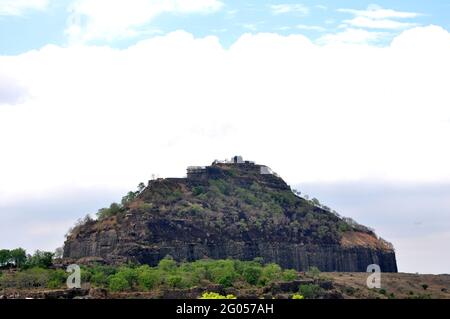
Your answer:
[138,202,153,210]
[307,266,321,279]
[167,275,184,288]
[158,256,177,272]
[200,292,236,299]
[243,266,262,285]
[292,294,304,299]
[97,202,122,219]
[137,267,160,290]
[209,260,238,288]
[88,265,117,286]
[422,284,429,290]
[122,191,137,206]
[260,263,282,285]
[109,274,130,292]
[299,284,323,299]
[91,271,108,286]
[3,268,52,288]
[282,269,298,281]
[192,186,205,196]
[338,222,351,233]
[47,269,67,289]
[117,267,138,285]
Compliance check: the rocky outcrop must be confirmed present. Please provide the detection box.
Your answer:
[64,158,398,272]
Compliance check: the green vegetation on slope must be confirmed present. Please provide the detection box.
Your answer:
[0,256,300,292]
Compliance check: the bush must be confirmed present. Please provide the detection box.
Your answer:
[97,202,122,219]
[282,269,298,281]
[109,274,130,292]
[200,292,236,299]
[117,267,138,284]
[260,263,282,285]
[47,269,67,289]
[192,186,205,196]
[0,268,51,288]
[137,266,160,290]
[167,275,184,288]
[292,293,304,299]
[209,260,238,287]
[299,284,323,299]
[91,271,108,286]
[307,266,321,279]
[243,266,262,285]
[158,256,177,272]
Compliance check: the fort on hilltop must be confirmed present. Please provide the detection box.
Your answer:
[64,156,398,272]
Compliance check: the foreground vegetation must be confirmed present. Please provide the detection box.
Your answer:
[2,256,449,299]
[1,256,300,292]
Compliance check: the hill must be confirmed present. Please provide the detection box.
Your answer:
[63,156,397,272]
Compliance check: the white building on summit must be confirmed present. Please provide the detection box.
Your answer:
[187,156,278,178]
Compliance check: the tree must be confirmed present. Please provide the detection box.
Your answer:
[138,182,146,192]
[10,248,27,268]
[121,192,137,206]
[0,249,11,267]
[27,250,54,269]
[97,202,122,219]
[311,198,321,206]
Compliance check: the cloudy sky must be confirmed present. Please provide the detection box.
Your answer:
[1,0,450,274]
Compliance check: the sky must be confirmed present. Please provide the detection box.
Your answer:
[1,0,450,274]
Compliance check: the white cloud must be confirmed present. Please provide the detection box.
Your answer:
[66,0,224,43]
[1,25,450,200]
[338,5,420,30]
[0,74,28,105]
[270,3,309,15]
[0,0,49,16]
[296,24,326,32]
[338,5,420,20]
[343,16,417,30]
[317,28,386,45]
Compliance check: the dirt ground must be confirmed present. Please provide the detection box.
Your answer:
[1,272,450,299]
[327,272,450,299]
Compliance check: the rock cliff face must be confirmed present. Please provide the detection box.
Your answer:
[64,158,397,272]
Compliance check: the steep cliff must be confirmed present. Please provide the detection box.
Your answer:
[64,158,397,272]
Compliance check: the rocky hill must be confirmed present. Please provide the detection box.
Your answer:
[63,157,397,272]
